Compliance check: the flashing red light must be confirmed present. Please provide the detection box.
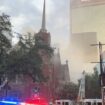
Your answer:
[20,97,48,105]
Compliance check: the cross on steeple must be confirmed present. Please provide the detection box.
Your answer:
[40,0,47,32]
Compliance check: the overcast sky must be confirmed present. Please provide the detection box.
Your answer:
[0,0,70,45]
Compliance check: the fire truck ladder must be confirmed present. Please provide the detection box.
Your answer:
[77,71,85,103]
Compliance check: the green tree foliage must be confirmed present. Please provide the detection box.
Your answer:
[59,82,79,100]
[85,68,101,98]
[5,34,39,81]
[0,14,12,75]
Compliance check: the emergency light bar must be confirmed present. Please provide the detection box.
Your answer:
[19,103,37,105]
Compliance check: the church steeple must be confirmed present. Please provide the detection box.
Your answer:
[40,0,47,32]
[36,0,51,46]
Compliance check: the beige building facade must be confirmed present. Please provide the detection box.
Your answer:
[69,0,105,80]
[71,0,105,44]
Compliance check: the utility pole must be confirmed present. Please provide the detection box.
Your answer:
[91,42,105,105]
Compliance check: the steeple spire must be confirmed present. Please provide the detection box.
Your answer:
[40,0,47,32]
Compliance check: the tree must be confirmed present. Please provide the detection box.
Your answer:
[0,14,12,79]
[59,82,79,100]
[85,68,101,98]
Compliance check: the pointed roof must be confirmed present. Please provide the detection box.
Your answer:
[40,0,47,32]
